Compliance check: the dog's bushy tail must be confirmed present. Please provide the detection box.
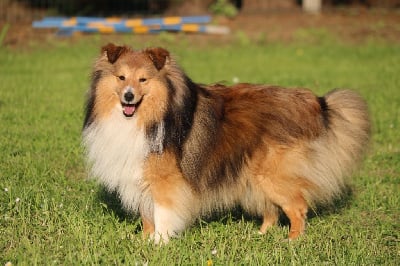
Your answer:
[302,90,371,205]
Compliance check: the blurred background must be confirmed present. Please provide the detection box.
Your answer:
[1,0,399,46]
[1,0,400,19]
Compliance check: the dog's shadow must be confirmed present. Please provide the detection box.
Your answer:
[96,185,354,235]
[308,185,354,219]
[211,185,354,229]
[96,187,142,234]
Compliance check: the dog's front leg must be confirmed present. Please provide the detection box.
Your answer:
[143,151,198,244]
[153,203,189,244]
[140,208,155,240]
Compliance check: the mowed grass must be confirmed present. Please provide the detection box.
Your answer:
[0,35,399,265]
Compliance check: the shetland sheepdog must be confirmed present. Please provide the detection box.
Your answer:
[82,43,370,243]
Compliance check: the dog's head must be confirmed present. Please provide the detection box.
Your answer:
[94,43,171,122]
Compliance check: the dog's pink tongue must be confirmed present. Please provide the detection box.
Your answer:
[123,105,135,116]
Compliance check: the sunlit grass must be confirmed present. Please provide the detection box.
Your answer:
[0,36,399,264]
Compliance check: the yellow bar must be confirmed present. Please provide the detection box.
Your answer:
[163,17,181,25]
[98,26,115,34]
[182,24,199,32]
[105,17,122,23]
[133,26,149,34]
[125,19,143,27]
[63,17,77,27]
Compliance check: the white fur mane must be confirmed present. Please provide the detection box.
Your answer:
[82,107,152,213]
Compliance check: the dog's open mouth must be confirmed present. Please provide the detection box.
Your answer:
[122,103,136,117]
[121,99,142,117]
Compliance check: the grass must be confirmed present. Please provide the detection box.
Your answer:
[0,34,399,265]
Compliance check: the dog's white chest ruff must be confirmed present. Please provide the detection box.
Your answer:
[82,109,150,211]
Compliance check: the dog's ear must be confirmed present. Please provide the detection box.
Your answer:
[101,43,129,64]
[145,47,170,70]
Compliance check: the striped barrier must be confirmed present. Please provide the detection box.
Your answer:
[57,24,230,35]
[32,16,229,35]
[33,16,212,28]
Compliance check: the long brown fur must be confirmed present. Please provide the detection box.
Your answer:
[82,43,371,243]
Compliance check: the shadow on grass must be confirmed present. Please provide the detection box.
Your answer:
[199,185,355,230]
[309,185,354,218]
[95,184,354,234]
[96,187,142,233]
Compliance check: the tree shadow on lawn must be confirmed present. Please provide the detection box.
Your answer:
[95,184,354,235]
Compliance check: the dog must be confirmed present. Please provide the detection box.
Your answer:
[82,43,370,243]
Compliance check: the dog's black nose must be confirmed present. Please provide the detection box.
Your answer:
[124,91,134,102]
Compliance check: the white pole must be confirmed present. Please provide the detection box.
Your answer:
[303,0,322,14]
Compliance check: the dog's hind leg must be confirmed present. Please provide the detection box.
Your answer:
[281,195,308,239]
[256,174,309,239]
[258,202,279,234]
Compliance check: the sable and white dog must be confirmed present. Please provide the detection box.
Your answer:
[82,43,370,243]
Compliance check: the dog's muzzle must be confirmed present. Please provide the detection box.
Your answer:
[121,87,141,117]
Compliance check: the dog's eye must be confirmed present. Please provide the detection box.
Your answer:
[118,75,125,81]
[139,78,147,83]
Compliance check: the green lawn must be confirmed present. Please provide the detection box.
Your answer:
[0,35,399,265]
